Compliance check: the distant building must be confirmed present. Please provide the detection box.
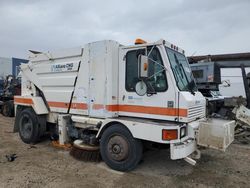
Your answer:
[0,57,28,79]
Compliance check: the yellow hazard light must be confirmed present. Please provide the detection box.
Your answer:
[135,38,147,45]
[162,129,178,140]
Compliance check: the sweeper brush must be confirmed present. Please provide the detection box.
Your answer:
[70,140,101,162]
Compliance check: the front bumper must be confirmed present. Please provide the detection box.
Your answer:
[170,138,197,160]
[170,119,200,160]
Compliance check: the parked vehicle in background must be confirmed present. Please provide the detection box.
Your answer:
[189,53,250,144]
[190,62,225,115]
[0,75,21,117]
[0,57,27,117]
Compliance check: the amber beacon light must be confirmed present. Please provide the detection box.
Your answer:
[135,38,147,45]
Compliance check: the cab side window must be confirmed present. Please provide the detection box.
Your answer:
[125,48,168,92]
[126,50,140,91]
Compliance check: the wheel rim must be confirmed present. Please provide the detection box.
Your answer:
[107,135,129,161]
[20,114,33,139]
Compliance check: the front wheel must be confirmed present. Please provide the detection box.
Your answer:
[100,124,143,172]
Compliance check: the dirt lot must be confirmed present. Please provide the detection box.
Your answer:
[0,114,250,188]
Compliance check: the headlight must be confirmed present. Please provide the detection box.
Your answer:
[180,127,186,138]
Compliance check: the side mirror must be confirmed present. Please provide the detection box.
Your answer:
[135,81,147,96]
[138,55,149,79]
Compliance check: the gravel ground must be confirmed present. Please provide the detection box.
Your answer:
[0,114,250,188]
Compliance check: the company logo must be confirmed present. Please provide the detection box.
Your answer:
[51,63,74,72]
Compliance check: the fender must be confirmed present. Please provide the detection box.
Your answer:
[13,96,48,133]
[14,96,49,115]
[96,118,186,144]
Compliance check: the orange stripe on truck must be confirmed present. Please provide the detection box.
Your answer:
[106,105,119,111]
[70,103,88,110]
[107,104,187,117]
[48,101,69,108]
[14,97,33,105]
[93,104,105,110]
[14,98,187,117]
[48,102,88,110]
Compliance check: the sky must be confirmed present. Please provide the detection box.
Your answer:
[0,0,250,59]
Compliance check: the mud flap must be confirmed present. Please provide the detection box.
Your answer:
[13,106,22,133]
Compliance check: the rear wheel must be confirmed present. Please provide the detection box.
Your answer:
[1,101,14,117]
[100,124,143,171]
[18,108,45,144]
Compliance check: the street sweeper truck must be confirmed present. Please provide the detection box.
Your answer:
[14,39,235,171]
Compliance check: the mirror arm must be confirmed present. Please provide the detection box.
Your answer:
[147,69,165,80]
[147,45,155,56]
[148,57,167,70]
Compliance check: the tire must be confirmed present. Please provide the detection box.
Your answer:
[100,124,143,172]
[18,108,44,144]
[1,101,14,117]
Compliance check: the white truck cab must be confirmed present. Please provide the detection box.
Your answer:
[14,39,234,171]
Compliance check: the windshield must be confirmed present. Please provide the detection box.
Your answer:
[165,47,197,92]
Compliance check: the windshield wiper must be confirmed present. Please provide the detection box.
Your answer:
[180,64,195,95]
[174,54,195,95]
[174,55,184,79]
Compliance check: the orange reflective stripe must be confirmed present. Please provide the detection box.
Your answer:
[177,109,188,117]
[106,105,119,111]
[48,101,69,108]
[93,104,105,110]
[106,104,187,117]
[14,97,33,105]
[16,98,188,117]
[70,103,88,110]
[48,101,87,110]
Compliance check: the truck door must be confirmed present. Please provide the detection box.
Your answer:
[118,46,178,121]
[88,42,107,118]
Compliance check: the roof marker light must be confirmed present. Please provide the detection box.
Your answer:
[135,38,147,45]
